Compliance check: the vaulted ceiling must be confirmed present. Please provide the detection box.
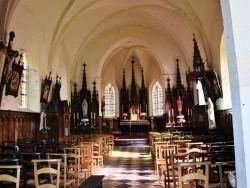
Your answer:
[0,0,223,110]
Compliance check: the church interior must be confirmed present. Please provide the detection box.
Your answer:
[0,0,249,187]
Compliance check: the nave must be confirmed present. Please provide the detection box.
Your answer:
[96,145,161,188]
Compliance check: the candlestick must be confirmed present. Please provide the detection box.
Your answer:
[168,109,171,123]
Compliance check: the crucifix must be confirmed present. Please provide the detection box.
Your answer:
[0,31,19,106]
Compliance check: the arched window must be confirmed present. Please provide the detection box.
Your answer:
[19,53,28,108]
[152,82,163,116]
[104,83,115,117]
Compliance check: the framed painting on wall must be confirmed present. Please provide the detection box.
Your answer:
[40,72,52,104]
[5,56,24,97]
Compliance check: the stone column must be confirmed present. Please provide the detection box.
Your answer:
[221,1,250,187]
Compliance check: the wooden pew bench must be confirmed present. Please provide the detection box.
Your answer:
[78,175,105,188]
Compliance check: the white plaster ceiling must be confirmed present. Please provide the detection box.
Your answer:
[5,0,223,98]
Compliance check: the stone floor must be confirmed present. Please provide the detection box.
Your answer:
[95,145,162,188]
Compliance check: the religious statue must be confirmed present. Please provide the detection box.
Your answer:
[39,110,50,133]
[82,98,88,117]
[206,97,216,129]
[2,47,17,84]
[177,95,183,115]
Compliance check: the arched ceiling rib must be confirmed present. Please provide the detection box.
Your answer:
[48,1,208,70]
[8,0,222,85]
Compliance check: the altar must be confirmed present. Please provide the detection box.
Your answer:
[119,120,150,135]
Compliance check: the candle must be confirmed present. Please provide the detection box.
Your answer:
[188,108,190,116]
[190,109,192,116]
[94,112,95,119]
[168,110,171,117]
[172,109,174,116]
[77,113,79,119]
[91,112,93,119]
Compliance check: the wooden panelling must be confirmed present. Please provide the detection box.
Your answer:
[215,109,233,137]
[0,110,39,145]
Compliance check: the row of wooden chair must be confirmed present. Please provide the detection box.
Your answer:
[0,133,115,187]
[149,132,235,187]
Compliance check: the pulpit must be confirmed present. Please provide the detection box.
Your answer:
[36,133,48,141]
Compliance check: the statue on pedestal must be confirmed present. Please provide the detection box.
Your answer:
[177,95,183,115]
[206,97,216,129]
[82,98,88,118]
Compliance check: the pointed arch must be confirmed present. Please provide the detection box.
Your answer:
[152,81,163,116]
[104,83,116,117]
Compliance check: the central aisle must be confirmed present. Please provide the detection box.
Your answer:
[96,145,162,188]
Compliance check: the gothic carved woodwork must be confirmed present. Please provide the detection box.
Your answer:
[40,71,52,104]
[186,34,206,83]
[91,80,99,125]
[186,34,223,105]
[78,63,91,121]
[70,63,99,131]
[165,58,194,125]
[139,68,148,115]
[43,75,71,138]
[130,57,138,113]
[120,69,129,115]
[165,77,173,122]
[192,105,208,135]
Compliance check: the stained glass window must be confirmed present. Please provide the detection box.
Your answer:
[20,54,28,108]
[104,83,115,117]
[152,82,163,116]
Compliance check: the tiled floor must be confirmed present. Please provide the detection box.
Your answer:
[95,145,162,188]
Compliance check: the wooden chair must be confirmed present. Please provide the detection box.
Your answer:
[19,152,43,188]
[0,165,22,188]
[78,144,94,177]
[167,153,199,188]
[177,161,211,188]
[154,142,169,177]
[108,134,114,155]
[47,153,75,188]
[172,140,190,154]
[92,142,104,169]
[66,152,87,186]
[158,145,176,185]
[215,161,235,188]
[32,159,61,188]
[186,142,204,151]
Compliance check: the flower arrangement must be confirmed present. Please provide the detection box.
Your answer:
[141,112,146,119]
[123,113,127,119]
